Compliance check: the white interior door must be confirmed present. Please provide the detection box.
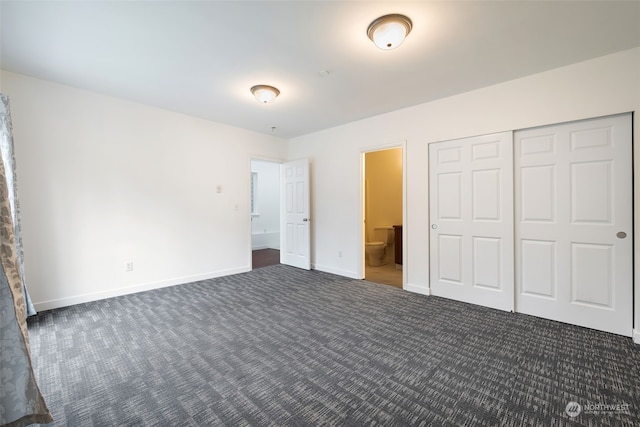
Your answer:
[281,159,311,270]
[515,114,632,336]
[429,132,514,311]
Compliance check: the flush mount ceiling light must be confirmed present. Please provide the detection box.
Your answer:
[367,14,413,50]
[250,85,280,104]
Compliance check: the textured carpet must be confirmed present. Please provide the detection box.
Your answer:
[28,265,640,426]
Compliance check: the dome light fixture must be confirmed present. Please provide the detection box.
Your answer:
[250,85,280,104]
[367,14,413,50]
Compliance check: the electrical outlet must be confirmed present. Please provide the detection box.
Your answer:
[338,251,342,258]
[125,261,134,272]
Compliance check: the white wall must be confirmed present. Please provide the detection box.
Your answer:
[1,70,287,310]
[250,160,280,249]
[2,48,639,342]
[287,48,640,339]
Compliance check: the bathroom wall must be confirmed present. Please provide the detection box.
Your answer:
[364,148,402,242]
[251,160,280,249]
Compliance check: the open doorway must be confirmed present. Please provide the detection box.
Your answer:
[363,148,403,288]
[250,159,281,269]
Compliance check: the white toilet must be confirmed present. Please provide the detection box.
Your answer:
[365,227,394,267]
[365,241,386,266]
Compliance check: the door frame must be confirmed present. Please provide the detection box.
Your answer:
[359,140,407,287]
[248,155,285,270]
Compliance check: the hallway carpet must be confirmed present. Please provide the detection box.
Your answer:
[28,265,640,426]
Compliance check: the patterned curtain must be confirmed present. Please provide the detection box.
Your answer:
[0,95,52,426]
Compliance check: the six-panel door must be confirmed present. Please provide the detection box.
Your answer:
[281,159,311,270]
[429,132,515,312]
[514,114,632,336]
[428,114,633,336]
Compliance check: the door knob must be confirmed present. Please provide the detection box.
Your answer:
[617,231,627,239]
[431,224,438,229]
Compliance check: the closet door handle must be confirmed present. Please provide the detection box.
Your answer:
[431,224,438,230]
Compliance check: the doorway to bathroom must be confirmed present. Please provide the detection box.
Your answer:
[363,147,404,288]
[250,159,281,269]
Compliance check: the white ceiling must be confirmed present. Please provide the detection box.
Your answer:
[1,1,639,139]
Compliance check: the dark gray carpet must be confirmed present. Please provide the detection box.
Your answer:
[27,265,640,426]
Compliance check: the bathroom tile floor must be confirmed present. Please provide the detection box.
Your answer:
[365,262,403,288]
[252,249,280,269]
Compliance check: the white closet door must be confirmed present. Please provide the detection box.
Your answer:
[429,132,514,311]
[515,114,632,336]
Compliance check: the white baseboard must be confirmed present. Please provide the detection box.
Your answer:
[633,329,640,345]
[404,283,431,296]
[312,264,360,279]
[33,266,251,312]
